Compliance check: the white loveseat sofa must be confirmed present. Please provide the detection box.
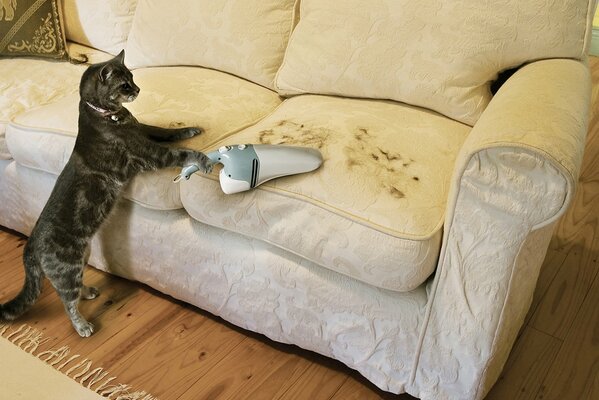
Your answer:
[0,1,595,399]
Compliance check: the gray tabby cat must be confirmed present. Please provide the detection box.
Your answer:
[0,50,212,337]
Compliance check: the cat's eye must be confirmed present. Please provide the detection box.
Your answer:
[121,83,132,90]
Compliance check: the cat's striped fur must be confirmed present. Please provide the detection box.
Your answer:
[0,50,212,336]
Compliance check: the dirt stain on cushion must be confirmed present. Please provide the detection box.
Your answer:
[257,123,417,201]
[345,127,417,200]
[258,120,330,150]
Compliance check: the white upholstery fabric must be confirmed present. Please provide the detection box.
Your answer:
[1,128,8,160]
[126,67,282,150]
[66,42,116,64]
[5,96,78,175]
[62,0,138,55]
[0,160,29,232]
[0,43,111,159]
[0,160,426,397]
[457,59,591,184]
[2,126,12,160]
[125,0,297,89]
[181,95,470,292]
[0,148,574,400]
[0,5,592,399]
[5,67,282,210]
[411,59,591,399]
[0,57,591,399]
[276,0,595,125]
[411,149,566,400]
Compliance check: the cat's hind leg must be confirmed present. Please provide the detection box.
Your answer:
[81,285,99,300]
[43,258,94,337]
[81,245,100,300]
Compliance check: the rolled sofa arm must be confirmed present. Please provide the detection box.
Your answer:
[458,58,590,201]
[409,59,591,400]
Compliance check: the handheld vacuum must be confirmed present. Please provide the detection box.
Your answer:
[174,144,323,194]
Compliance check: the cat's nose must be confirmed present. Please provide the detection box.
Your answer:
[129,86,140,102]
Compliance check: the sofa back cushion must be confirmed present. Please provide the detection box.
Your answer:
[125,0,298,90]
[62,0,138,55]
[275,0,595,125]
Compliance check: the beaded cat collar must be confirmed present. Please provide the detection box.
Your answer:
[85,101,120,121]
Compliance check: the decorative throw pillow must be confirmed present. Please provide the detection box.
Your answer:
[0,0,68,60]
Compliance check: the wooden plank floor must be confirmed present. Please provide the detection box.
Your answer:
[1,57,598,399]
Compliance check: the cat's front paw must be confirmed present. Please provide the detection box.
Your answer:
[74,320,95,338]
[81,286,100,300]
[180,127,203,139]
[197,153,214,174]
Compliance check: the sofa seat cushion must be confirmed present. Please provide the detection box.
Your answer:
[180,95,471,291]
[6,66,282,210]
[0,43,112,159]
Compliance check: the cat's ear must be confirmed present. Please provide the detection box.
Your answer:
[114,49,125,65]
[98,63,115,83]
[99,50,125,82]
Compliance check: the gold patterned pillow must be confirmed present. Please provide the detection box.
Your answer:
[0,0,68,60]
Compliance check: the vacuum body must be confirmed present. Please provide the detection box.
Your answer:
[175,144,323,194]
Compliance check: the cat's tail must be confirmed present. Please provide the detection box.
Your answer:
[0,246,44,321]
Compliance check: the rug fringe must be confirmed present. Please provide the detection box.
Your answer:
[82,366,111,389]
[38,345,71,365]
[101,383,158,400]
[3,324,49,353]
[0,323,159,399]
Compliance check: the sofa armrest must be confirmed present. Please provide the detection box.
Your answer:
[410,59,591,400]
[457,58,591,211]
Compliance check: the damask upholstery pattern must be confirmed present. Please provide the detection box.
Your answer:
[0,160,428,396]
[0,0,67,59]
[276,0,594,125]
[125,0,298,89]
[457,59,590,183]
[62,0,138,55]
[181,95,470,291]
[0,42,111,159]
[412,59,590,399]
[5,66,282,209]
[412,149,566,399]
[0,145,576,400]
[0,5,593,400]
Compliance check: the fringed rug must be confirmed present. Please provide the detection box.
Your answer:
[0,324,158,400]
